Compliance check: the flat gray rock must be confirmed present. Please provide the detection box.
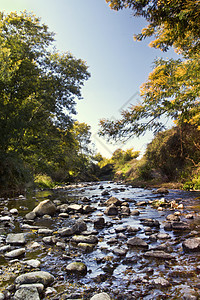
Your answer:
[5,248,25,258]
[71,235,98,244]
[144,250,174,260]
[6,233,25,245]
[14,286,40,300]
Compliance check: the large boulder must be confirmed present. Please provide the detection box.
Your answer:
[33,200,56,217]
[15,271,54,287]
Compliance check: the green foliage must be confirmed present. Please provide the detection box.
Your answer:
[34,174,54,189]
[0,11,91,192]
[0,151,32,193]
[101,0,200,140]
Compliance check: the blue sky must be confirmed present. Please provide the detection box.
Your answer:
[1,0,178,157]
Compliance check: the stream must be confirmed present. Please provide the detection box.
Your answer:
[1,181,200,299]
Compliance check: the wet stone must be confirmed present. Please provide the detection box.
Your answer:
[66,262,87,275]
[153,277,170,287]
[183,238,200,252]
[105,197,122,207]
[33,199,56,216]
[14,286,40,300]
[113,247,127,256]
[131,210,140,216]
[90,292,111,300]
[172,221,190,231]
[127,237,148,249]
[38,228,53,235]
[71,235,98,244]
[94,217,106,229]
[15,271,54,287]
[140,218,160,227]
[144,250,174,260]
[104,205,118,216]
[17,283,44,294]
[166,214,180,221]
[5,248,26,259]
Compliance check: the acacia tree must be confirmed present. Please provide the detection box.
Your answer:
[100,0,200,140]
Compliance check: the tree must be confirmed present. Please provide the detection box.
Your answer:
[105,0,200,57]
[100,1,200,140]
[0,11,90,153]
[0,11,90,190]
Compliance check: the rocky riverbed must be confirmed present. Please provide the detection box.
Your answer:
[0,182,200,299]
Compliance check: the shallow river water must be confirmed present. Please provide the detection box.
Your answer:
[1,181,200,299]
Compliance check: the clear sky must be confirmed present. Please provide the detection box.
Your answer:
[1,0,178,157]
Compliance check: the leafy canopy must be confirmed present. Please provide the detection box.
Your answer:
[100,1,200,140]
[0,11,90,153]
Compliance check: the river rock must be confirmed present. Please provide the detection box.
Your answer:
[33,200,56,216]
[127,226,139,235]
[67,204,83,213]
[58,227,74,237]
[144,250,174,259]
[166,214,180,221]
[15,271,54,287]
[127,237,148,249]
[6,233,25,245]
[0,245,11,253]
[121,206,130,215]
[78,242,95,252]
[58,204,68,213]
[25,211,36,220]
[72,220,87,233]
[155,188,169,194]
[18,283,44,294]
[90,292,111,300]
[23,259,41,268]
[14,286,40,300]
[94,217,105,228]
[10,208,19,215]
[172,221,190,231]
[38,229,53,235]
[71,235,98,244]
[5,248,26,258]
[131,210,140,216]
[183,238,200,252]
[83,205,95,213]
[157,233,171,239]
[66,262,87,275]
[113,247,127,256]
[105,197,122,207]
[153,277,170,287]
[104,205,118,216]
[140,218,160,227]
